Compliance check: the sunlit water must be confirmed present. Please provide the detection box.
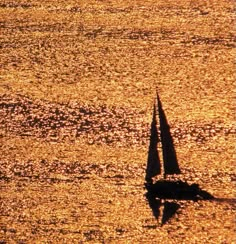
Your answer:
[0,1,235,243]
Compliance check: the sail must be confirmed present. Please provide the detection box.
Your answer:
[157,94,181,175]
[145,103,161,181]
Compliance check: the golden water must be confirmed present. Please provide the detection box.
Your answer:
[0,1,235,243]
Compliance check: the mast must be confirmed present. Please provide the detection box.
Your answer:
[157,93,181,178]
[145,102,161,183]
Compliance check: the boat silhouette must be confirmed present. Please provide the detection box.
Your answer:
[145,93,214,201]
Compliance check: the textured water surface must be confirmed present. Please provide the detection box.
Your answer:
[0,0,235,243]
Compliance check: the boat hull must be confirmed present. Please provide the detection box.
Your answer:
[145,180,214,200]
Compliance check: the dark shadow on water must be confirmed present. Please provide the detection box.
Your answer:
[212,197,236,204]
[145,180,215,226]
[162,201,180,226]
[145,192,180,226]
[145,192,162,220]
[145,187,236,226]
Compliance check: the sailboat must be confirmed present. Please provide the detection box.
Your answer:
[145,93,180,183]
[145,93,214,200]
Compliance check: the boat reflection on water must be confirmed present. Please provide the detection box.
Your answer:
[145,193,181,226]
[145,92,214,225]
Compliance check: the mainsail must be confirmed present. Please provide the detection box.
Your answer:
[157,94,181,176]
[145,103,161,181]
